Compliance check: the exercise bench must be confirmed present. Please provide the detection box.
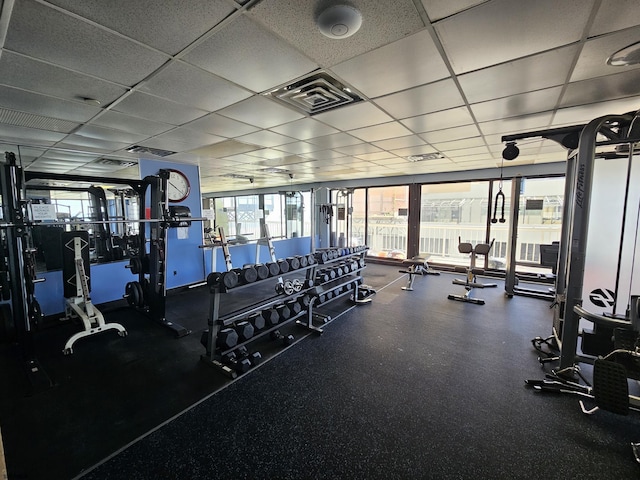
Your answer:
[399,256,440,291]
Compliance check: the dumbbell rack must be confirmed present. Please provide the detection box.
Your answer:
[297,247,372,333]
[201,247,372,378]
[201,259,318,378]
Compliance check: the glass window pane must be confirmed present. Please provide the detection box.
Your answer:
[214,197,236,237]
[235,195,259,242]
[367,186,408,260]
[419,182,490,268]
[263,194,283,239]
[352,188,366,246]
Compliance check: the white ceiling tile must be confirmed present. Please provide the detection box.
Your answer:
[185,113,259,137]
[0,124,67,143]
[139,62,252,111]
[5,0,170,86]
[390,145,438,158]
[334,144,383,156]
[434,0,595,74]
[354,152,400,162]
[401,106,474,133]
[478,112,553,137]
[306,133,362,149]
[553,97,640,125]
[248,0,425,67]
[74,125,149,144]
[217,96,305,129]
[47,0,236,55]
[150,128,225,149]
[184,15,318,93]
[0,85,101,123]
[571,27,640,82]
[348,122,414,142]
[589,0,640,37]
[299,150,347,161]
[60,134,130,152]
[190,140,260,158]
[419,124,481,144]
[374,79,464,119]
[235,130,296,148]
[112,92,209,125]
[372,135,429,151]
[330,30,450,98]
[458,45,579,103]
[445,146,490,158]
[422,0,488,22]
[90,111,174,136]
[471,86,564,122]
[245,149,290,160]
[314,102,393,131]
[270,118,340,140]
[0,51,128,106]
[142,137,197,153]
[432,136,486,152]
[561,71,640,108]
[274,142,321,155]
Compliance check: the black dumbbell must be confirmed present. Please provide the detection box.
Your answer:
[275,304,291,322]
[316,271,329,283]
[303,279,314,289]
[248,312,265,331]
[253,263,270,280]
[286,299,302,316]
[335,266,344,277]
[298,255,308,268]
[317,293,327,304]
[266,262,280,277]
[298,294,312,308]
[222,352,251,373]
[235,321,254,342]
[270,330,295,346]
[315,251,328,263]
[233,266,258,284]
[262,308,279,327]
[306,254,316,265]
[328,269,337,280]
[216,328,238,350]
[236,346,262,366]
[207,271,239,290]
[287,256,300,270]
[278,259,290,274]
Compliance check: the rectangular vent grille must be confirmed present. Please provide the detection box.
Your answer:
[0,107,78,133]
[266,71,363,115]
[126,145,176,157]
[94,158,138,168]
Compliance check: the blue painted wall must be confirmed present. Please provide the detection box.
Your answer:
[139,160,206,289]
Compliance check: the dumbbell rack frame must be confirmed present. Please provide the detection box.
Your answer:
[297,250,370,333]
[201,261,317,377]
[201,248,371,377]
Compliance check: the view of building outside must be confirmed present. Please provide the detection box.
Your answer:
[362,185,409,259]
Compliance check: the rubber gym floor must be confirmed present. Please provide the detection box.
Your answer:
[1,263,639,480]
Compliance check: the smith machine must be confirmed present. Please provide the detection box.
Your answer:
[0,155,198,390]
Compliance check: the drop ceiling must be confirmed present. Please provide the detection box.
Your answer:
[0,0,639,194]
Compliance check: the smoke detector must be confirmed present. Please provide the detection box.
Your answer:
[317,5,362,39]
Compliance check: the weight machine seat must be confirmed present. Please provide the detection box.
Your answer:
[474,243,493,256]
[402,257,428,266]
[458,243,473,254]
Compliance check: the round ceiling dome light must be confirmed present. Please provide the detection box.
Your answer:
[317,5,362,39]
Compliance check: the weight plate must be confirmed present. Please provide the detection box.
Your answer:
[29,299,43,328]
[125,281,138,307]
[129,257,141,275]
[134,281,145,308]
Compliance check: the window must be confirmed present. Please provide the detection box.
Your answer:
[367,186,409,260]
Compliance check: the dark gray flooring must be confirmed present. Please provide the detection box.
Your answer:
[73,266,640,480]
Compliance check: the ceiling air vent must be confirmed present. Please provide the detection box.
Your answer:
[260,167,290,174]
[407,152,445,162]
[95,158,138,168]
[126,145,177,157]
[266,71,363,115]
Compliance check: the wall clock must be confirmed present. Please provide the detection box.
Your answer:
[166,169,191,203]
